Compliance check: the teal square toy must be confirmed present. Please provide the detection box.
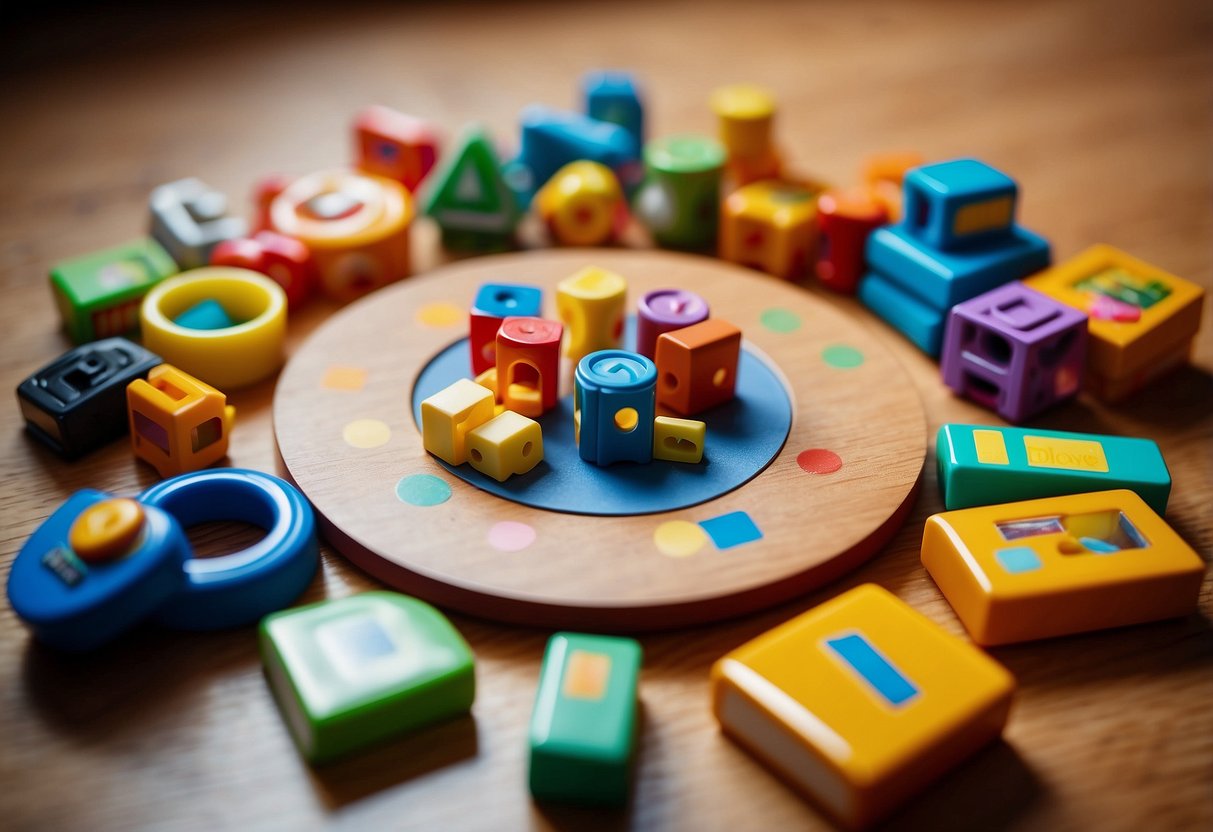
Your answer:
[260,591,475,764]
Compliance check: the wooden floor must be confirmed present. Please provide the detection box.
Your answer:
[1,1,1210,829]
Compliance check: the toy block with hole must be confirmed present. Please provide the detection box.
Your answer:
[556,266,627,366]
[635,288,710,360]
[353,105,440,193]
[583,71,645,157]
[466,410,543,482]
[423,125,521,252]
[210,230,317,310]
[495,317,563,418]
[816,187,889,294]
[940,282,1087,422]
[922,490,1204,646]
[861,151,924,223]
[50,239,178,344]
[150,178,248,269]
[127,364,235,478]
[573,350,657,466]
[1024,245,1205,401]
[260,591,475,764]
[709,84,782,187]
[936,424,1172,514]
[652,416,705,464]
[535,161,626,247]
[420,378,495,466]
[469,283,544,376]
[632,134,726,250]
[528,632,642,807]
[655,319,742,417]
[711,583,1014,830]
[720,180,825,280]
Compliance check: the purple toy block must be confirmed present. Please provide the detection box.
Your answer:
[635,289,710,359]
[941,281,1087,422]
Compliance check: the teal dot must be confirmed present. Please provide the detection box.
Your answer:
[760,308,801,333]
[396,474,452,506]
[822,344,865,369]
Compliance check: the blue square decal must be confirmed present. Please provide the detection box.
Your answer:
[699,511,763,550]
[995,546,1042,574]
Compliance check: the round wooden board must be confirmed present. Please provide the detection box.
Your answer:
[273,250,927,630]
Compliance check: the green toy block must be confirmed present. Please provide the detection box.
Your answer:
[259,591,475,764]
[633,134,725,250]
[937,423,1172,514]
[528,632,642,807]
[422,125,521,252]
[49,238,178,344]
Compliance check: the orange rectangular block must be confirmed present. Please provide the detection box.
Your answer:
[655,319,741,416]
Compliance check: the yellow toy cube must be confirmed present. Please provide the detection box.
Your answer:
[652,416,705,463]
[711,583,1013,830]
[127,364,236,478]
[719,180,824,280]
[465,410,543,482]
[922,489,1204,646]
[535,161,624,247]
[556,266,627,365]
[420,379,495,465]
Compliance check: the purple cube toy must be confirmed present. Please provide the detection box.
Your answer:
[941,281,1087,422]
[635,288,709,359]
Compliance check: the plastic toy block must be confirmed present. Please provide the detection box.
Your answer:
[556,266,627,366]
[17,338,162,459]
[210,230,317,309]
[251,174,292,232]
[655,319,742,417]
[495,317,563,417]
[174,299,237,330]
[940,282,1087,422]
[816,188,889,294]
[583,71,645,156]
[353,105,440,192]
[632,134,726,250]
[903,159,1018,252]
[635,288,710,359]
[720,180,824,280]
[150,178,248,269]
[1024,245,1204,400]
[422,125,521,252]
[466,410,543,482]
[574,350,657,466]
[857,272,949,356]
[861,151,924,223]
[711,584,1014,829]
[127,364,235,479]
[535,161,625,247]
[49,238,178,344]
[936,424,1172,513]
[528,632,642,807]
[469,282,544,376]
[420,378,495,466]
[922,490,1204,646]
[709,84,781,186]
[653,416,705,463]
[260,592,475,764]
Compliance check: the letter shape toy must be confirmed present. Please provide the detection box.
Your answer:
[150,178,248,269]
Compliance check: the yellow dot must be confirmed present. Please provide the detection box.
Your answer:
[69,498,145,563]
[654,521,708,558]
[416,302,464,327]
[343,418,391,449]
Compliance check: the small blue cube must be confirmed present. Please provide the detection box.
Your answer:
[903,159,1018,252]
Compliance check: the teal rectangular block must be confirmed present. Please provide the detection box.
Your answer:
[528,632,642,807]
[937,424,1172,513]
[859,271,948,356]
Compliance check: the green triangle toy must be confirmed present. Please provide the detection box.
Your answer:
[423,125,521,252]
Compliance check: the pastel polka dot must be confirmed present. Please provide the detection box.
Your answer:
[342,418,391,449]
[797,448,843,474]
[822,344,864,369]
[416,302,464,327]
[760,308,802,333]
[395,474,452,506]
[654,520,709,558]
[486,521,536,552]
[322,365,368,391]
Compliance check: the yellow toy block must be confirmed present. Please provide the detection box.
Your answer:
[711,584,1013,830]
[465,410,543,482]
[720,180,824,280]
[1025,245,1204,400]
[420,378,495,465]
[922,490,1204,646]
[652,416,705,463]
[556,266,626,365]
[127,364,236,478]
[535,161,624,247]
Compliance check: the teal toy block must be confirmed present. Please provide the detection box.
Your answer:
[174,299,237,330]
[904,158,1018,251]
[937,423,1172,513]
[423,125,521,252]
[858,271,947,355]
[583,71,645,158]
[260,591,475,764]
[528,632,642,807]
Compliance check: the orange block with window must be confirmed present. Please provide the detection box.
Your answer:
[127,364,236,478]
[655,319,742,416]
[493,316,563,418]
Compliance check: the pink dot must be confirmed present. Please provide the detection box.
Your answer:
[797,449,842,474]
[486,521,537,552]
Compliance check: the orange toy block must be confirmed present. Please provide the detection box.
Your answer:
[127,364,236,478]
[495,317,563,418]
[655,319,742,416]
[353,105,440,193]
[862,151,924,223]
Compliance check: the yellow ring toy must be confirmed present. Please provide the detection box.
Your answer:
[140,267,287,389]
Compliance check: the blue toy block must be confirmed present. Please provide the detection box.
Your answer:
[903,159,1018,251]
[174,299,237,330]
[582,71,645,156]
[574,349,657,466]
[472,283,543,320]
[858,272,949,356]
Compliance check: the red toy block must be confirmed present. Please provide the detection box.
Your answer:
[495,317,563,418]
[252,175,293,233]
[816,187,889,294]
[210,230,317,309]
[655,318,742,416]
[354,105,440,193]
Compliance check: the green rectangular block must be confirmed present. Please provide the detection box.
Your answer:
[259,591,475,764]
[937,424,1172,514]
[50,238,177,344]
[528,632,642,807]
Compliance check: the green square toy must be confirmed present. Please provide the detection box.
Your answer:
[259,591,476,764]
[50,238,177,343]
[528,632,642,807]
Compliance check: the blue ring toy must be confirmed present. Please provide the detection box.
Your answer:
[139,468,318,631]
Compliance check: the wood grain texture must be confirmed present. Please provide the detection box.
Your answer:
[1,1,1211,830]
